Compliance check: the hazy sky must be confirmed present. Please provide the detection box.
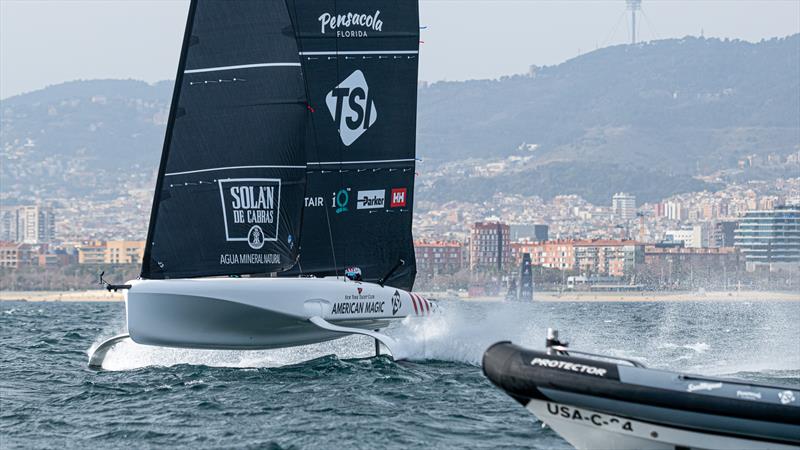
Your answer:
[1,0,798,99]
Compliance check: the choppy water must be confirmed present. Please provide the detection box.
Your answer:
[2,299,799,449]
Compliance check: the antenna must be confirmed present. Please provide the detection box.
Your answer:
[626,0,642,44]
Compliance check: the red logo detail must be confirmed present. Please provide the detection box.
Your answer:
[357,287,363,294]
[390,188,407,208]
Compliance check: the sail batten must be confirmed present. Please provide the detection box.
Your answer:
[184,62,301,74]
[165,165,307,177]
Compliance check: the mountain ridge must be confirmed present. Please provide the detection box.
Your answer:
[2,35,797,206]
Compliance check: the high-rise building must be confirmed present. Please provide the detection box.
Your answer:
[734,206,800,271]
[713,221,738,247]
[612,193,636,220]
[665,201,685,221]
[14,206,56,244]
[469,221,511,272]
[0,207,18,241]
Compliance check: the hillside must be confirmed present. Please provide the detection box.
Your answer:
[1,80,172,202]
[418,35,799,169]
[2,35,798,206]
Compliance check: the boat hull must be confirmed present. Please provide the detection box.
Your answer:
[527,399,799,450]
[125,277,435,350]
[482,342,800,450]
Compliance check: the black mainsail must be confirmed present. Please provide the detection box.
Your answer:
[142,0,309,279]
[142,0,419,290]
[284,1,420,290]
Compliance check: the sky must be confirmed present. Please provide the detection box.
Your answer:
[1,0,799,99]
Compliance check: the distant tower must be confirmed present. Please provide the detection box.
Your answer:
[626,0,642,44]
[613,192,637,220]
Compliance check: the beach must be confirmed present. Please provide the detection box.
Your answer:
[0,290,124,302]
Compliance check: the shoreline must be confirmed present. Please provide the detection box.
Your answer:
[454,291,800,302]
[0,289,797,303]
[0,290,124,302]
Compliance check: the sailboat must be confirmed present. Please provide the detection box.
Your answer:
[89,0,433,368]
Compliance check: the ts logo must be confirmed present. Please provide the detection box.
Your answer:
[325,70,377,146]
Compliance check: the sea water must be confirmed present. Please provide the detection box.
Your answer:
[1,299,798,449]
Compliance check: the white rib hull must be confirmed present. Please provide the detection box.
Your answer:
[526,399,797,450]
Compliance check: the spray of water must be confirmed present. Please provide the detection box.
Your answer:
[90,300,541,370]
[90,299,800,377]
[390,300,543,364]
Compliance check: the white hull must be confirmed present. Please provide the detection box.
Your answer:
[124,276,433,350]
[526,399,797,450]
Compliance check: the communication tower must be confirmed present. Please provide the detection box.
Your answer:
[626,0,642,44]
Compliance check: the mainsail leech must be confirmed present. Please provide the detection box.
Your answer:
[283,0,421,290]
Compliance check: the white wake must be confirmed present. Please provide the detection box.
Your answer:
[89,299,800,376]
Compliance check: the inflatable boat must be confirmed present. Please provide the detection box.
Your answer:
[483,329,800,450]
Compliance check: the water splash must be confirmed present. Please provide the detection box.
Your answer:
[89,298,800,376]
[658,342,710,353]
[91,299,536,370]
[96,334,378,371]
[390,300,542,365]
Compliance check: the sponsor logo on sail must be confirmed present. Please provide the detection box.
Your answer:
[305,196,324,207]
[247,225,265,250]
[326,70,377,146]
[333,189,350,213]
[219,253,280,265]
[391,290,402,315]
[686,382,723,393]
[356,190,385,209]
[318,10,383,37]
[530,358,608,376]
[778,390,796,405]
[390,188,407,208]
[218,178,280,250]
